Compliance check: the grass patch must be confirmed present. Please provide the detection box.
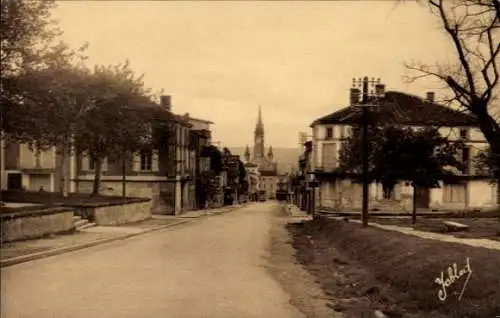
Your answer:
[287,217,500,318]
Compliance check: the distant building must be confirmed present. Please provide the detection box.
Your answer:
[243,106,278,199]
[310,83,498,212]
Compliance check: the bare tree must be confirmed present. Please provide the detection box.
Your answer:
[404,0,499,204]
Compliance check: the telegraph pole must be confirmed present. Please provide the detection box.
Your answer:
[361,76,369,227]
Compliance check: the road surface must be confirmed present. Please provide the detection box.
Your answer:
[1,202,306,318]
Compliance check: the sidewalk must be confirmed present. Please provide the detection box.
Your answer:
[0,204,244,267]
[344,218,500,251]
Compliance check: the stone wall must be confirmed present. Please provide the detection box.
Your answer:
[1,208,75,242]
[77,180,175,214]
[91,201,152,226]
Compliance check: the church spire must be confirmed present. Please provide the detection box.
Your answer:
[267,145,274,160]
[255,105,264,135]
[244,145,251,162]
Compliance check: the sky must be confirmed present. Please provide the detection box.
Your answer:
[52,0,455,148]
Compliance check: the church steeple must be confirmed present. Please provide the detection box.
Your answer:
[254,105,265,160]
[244,145,251,162]
[255,105,264,135]
[267,146,274,160]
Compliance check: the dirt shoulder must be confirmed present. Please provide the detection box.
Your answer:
[266,206,343,318]
[287,217,500,318]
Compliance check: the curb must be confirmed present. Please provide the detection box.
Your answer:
[0,219,190,268]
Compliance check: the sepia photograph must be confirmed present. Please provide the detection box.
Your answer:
[1,0,499,317]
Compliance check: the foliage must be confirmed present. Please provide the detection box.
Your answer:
[1,0,58,77]
[71,61,157,195]
[338,124,463,189]
[196,169,221,207]
[201,145,223,174]
[475,146,500,179]
[1,0,88,143]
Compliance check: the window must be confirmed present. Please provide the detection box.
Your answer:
[140,150,153,171]
[443,184,466,203]
[326,127,333,139]
[89,158,95,170]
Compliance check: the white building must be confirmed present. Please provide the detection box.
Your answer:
[310,86,498,212]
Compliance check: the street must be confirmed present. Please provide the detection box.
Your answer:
[1,203,306,318]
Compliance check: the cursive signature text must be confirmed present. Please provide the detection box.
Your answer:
[434,257,472,302]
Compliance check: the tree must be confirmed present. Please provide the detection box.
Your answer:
[1,0,87,143]
[201,145,223,174]
[398,128,462,224]
[73,61,155,195]
[339,125,461,224]
[404,0,500,201]
[11,62,92,195]
[199,145,224,206]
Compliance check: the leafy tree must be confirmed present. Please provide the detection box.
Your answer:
[73,61,156,195]
[403,0,500,200]
[339,125,462,224]
[1,0,87,143]
[10,62,92,195]
[398,128,462,224]
[201,145,223,174]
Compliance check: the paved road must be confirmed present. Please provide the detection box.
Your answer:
[1,202,304,318]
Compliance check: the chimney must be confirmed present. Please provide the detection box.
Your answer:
[426,92,435,103]
[350,88,361,106]
[375,84,385,98]
[160,95,171,111]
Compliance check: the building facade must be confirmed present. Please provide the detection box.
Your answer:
[243,106,279,199]
[3,143,61,192]
[310,85,498,212]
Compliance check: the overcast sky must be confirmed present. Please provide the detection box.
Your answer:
[52,1,454,148]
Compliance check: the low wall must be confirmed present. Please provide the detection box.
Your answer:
[91,200,152,226]
[1,207,75,243]
[76,180,175,215]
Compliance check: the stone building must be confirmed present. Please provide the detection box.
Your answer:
[310,83,498,212]
[75,95,212,215]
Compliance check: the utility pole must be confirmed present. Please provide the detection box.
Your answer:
[352,76,380,227]
[361,76,369,227]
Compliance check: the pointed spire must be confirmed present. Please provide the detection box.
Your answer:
[244,145,251,162]
[268,145,274,159]
[255,105,264,135]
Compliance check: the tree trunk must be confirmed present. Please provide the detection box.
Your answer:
[412,184,418,225]
[122,152,127,197]
[91,157,102,196]
[59,141,70,197]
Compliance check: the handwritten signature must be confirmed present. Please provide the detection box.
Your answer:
[434,257,472,302]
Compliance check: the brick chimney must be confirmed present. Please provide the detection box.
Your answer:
[375,83,385,98]
[426,92,435,103]
[350,87,361,106]
[160,95,171,111]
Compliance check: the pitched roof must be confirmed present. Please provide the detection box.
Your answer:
[310,91,478,128]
